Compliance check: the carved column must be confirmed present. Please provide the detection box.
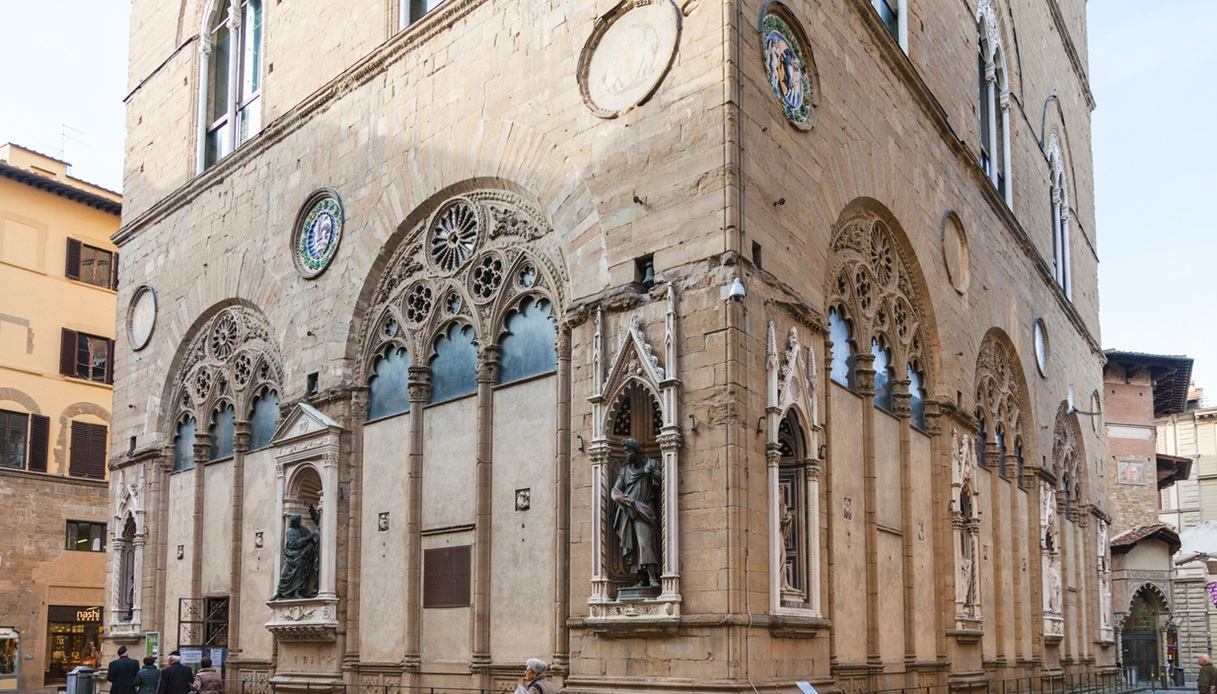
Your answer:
[988,436,1008,667]
[131,533,146,628]
[852,351,881,674]
[153,449,174,637]
[403,366,430,684]
[1007,449,1025,664]
[587,311,611,608]
[891,378,917,674]
[472,346,500,684]
[921,402,948,668]
[191,431,210,603]
[656,428,682,600]
[228,420,251,661]
[552,328,572,671]
[345,388,369,678]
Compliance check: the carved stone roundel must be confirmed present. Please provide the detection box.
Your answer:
[127,284,157,351]
[428,198,480,273]
[579,0,681,118]
[293,190,344,279]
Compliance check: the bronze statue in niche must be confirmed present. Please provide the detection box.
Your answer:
[611,438,662,598]
[273,501,321,600]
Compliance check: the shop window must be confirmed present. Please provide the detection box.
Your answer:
[430,324,477,404]
[499,297,557,385]
[65,521,106,552]
[367,346,412,421]
[0,630,17,680]
[173,417,197,472]
[871,338,894,412]
[828,308,856,389]
[68,422,107,480]
[209,402,235,461]
[45,605,102,683]
[248,389,278,450]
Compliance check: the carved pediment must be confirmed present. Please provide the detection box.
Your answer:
[271,403,341,447]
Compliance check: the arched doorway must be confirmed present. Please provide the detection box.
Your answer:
[1123,585,1168,683]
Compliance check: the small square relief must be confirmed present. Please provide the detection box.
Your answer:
[842,497,853,521]
[515,488,531,512]
[378,512,390,532]
[254,531,264,548]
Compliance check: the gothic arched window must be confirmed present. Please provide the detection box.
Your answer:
[907,363,926,429]
[828,308,855,389]
[977,0,1011,203]
[249,388,278,450]
[209,402,235,461]
[499,296,557,384]
[975,332,1031,485]
[1047,134,1071,299]
[975,408,987,468]
[367,346,412,420]
[430,324,477,404]
[871,338,894,412]
[173,417,197,472]
[995,423,1007,478]
[1015,437,1025,487]
[199,0,264,170]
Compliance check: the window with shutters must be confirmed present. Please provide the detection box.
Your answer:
[0,410,28,470]
[65,238,118,290]
[60,329,113,384]
[65,520,106,552]
[69,421,108,480]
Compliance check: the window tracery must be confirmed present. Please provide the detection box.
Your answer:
[977,0,1012,203]
[974,333,1030,485]
[1047,134,1072,298]
[1052,401,1083,516]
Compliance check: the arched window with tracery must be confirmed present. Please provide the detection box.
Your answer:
[871,338,894,412]
[173,416,197,472]
[828,307,856,388]
[248,388,279,450]
[367,345,412,421]
[198,0,264,171]
[977,0,1012,204]
[430,323,478,403]
[907,363,926,429]
[209,402,236,461]
[974,332,1031,486]
[1047,134,1071,299]
[499,296,557,384]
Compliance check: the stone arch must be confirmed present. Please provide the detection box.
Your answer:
[974,327,1036,479]
[826,197,941,396]
[0,387,41,414]
[1052,400,1087,509]
[54,401,112,474]
[159,301,284,437]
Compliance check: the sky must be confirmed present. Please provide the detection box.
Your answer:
[0,2,130,192]
[1089,1,1217,395]
[0,1,1210,391]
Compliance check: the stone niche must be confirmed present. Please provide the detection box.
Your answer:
[265,404,343,689]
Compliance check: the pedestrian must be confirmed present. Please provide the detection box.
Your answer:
[106,646,140,694]
[514,658,556,694]
[154,652,193,694]
[133,656,159,694]
[1198,655,1217,694]
[192,657,223,694]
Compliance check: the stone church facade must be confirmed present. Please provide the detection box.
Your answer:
[107,0,1113,692]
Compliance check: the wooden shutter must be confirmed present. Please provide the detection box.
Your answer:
[110,252,119,290]
[65,238,82,279]
[69,421,88,477]
[104,339,115,385]
[60,329,78,376]
[87,424,108,479]
[27,414,49,472]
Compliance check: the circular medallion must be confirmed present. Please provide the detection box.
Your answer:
[760,6,813,128]
[1033,318,1049,377]
[428,199,480,273]
[579,0,682,118]
[127,285,157,351]
[293,191,344,279]
[940,210,970,295]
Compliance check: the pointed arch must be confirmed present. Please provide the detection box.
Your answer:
[1052,400,1086,511]
[977,0,1013,203]
[974,327,1035,483]
[1046,132,1073,297]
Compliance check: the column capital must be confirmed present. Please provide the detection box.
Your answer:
[853,352,877,396]
[233,420,252,454]
[476,345,501,384]
[407,365,431,403]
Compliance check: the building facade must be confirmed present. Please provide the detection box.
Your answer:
[0,144,121,690]
[1158,390,1217,678]
[108,0,1113,692]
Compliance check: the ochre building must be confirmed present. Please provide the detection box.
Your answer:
[0,144,120,691]
[107,0,1114,692]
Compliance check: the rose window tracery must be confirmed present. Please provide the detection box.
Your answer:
[405,284,433,324]
[471,255,505,301]
[210,313,239,359]
[428,199,479,272]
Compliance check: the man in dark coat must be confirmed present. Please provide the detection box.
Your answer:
[155,652,194,694]
[106,646,140,694]
[1198,655,1217,694]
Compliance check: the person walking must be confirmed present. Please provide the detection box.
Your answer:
[106,646,140,694]
[1198,655,1217,694]
[515,658,556,694]
[132,656,159,694]
[154,652,193,694]
[192,657,223,694]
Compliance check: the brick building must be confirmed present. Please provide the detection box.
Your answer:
[0,144,120,691]
[107,0,1113,692]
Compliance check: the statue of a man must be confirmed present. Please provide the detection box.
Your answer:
[611,438,662,589]
[273,501,321,600]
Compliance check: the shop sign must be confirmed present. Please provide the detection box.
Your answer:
[47,606,102,623]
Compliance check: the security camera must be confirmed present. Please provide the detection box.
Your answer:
[727,278,746,303]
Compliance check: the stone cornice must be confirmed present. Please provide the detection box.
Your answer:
[112,0,491,247]
[847,0,1101,357]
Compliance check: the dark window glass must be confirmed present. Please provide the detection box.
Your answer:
[871,0,898,39]
[203,596,230,647]
[174,418,197,472]
[907,365,926,429]
[368,347,412,420]
[978,49,991,176]
[1015,439,1025,487]
[209,403,235,461]
[249,390,279,451]
[499,297,557,384]
[65,520,106,552]
[74,333,110,383]
[78,245,115,289]
[0,410,27,469]
[406,0,444,25]
[209,25,230,124]
[871,339,894,412]
[430,324,477,404]
[996,424,1007,478]
[975,409,987,467]
[828,308,855,389]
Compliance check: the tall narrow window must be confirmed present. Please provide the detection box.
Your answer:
[828,308,855,389]
[975,409,987,467]
[977,9,1012,204]
[1015,438,1025,487]
[1048,136,1071,299]
[367,346,412,420]
[995,423,1007,478]
[249,389,278,451]
[907,364,926,429]
[201,0,264,170]
[209,403,235,461]
[871,338,894,412]
[69,421,108,480]
[429,324,477,404]
[978,49,991,177]
[173,417,197,472]
[0,410,28,470]
[402,0,444,28]
[499,297,557,384]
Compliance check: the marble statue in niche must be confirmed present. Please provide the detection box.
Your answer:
[274,502,321,600]
[611,437,663,598]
